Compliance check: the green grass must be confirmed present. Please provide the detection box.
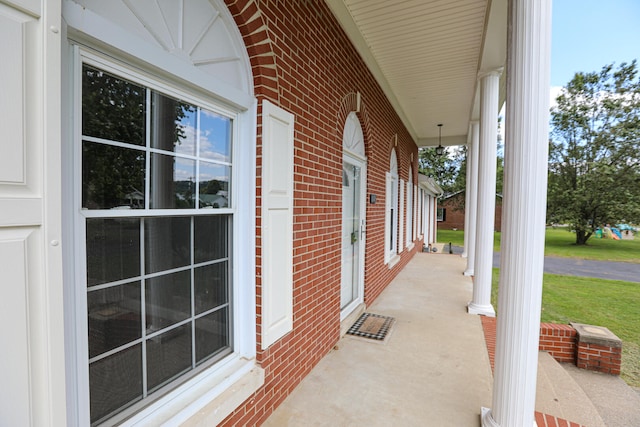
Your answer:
[437,229,501,252]
[438,227,640,263]
[545,227,640,263]
[491,269,640,388]
[445,226,640,385]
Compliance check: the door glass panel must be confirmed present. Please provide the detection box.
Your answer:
[341,161,361,310]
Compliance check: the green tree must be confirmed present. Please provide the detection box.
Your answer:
[548,61,640,245]
[418,145,466,196]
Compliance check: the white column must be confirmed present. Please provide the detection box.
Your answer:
[468,70,501,316]
[461,142,471,258]
[463,122,479,274]
[431,197,437,244]
[482,1,552,427]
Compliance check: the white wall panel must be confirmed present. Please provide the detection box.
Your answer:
[0,230,32,427]
[0,10,26,184]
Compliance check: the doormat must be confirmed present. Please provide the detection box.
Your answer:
[346,313,395,341]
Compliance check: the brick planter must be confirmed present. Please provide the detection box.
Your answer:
[481,317,622,376]
[571,323,623,375]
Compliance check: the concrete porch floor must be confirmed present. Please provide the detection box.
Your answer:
[264,253,492,426]
[263,252,640,427]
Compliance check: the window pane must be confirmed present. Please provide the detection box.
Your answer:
[144,217,190,273]
[89,345,142,425]
[199,109,231,162]
[194,262,227,315]
[195,308,229,364]
[83,142,146,210]
[149,153,196,209]
[145,271,191,333]
[86,218,141,286]
[146,324,192,392]
[198,162,230,208]
[194,216,228,263]
[88,282,141,358]
[82,65,146,146]
[151,93,196,157]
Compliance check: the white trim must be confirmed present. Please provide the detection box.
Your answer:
[62,0,253,110]
[398,178,404,252]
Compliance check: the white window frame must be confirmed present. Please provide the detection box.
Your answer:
[64,43,260,427]
[405,167,413,249]
[385,150,399,266]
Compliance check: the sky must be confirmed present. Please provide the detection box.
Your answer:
[551,0,640,89]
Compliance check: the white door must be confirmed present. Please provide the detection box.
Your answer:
[341,157,365,316]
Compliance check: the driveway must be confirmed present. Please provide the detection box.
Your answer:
[492,252,640,283]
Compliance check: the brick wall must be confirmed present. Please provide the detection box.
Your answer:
[576,342,622,375]
[439,192,503,232]
[482,318,621,378]
[539,323,576,364]
[222,1,421,425]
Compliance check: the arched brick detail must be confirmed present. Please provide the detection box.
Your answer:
[336,92,373,159]
[224,0,280,103]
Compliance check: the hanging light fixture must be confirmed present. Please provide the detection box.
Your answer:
[435,123,445,156]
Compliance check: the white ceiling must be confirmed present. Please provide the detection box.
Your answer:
[326,0,507,147]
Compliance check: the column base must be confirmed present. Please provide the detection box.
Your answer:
[481,407,538,427]
[463,269,474,276]
[461,251,468,258]
[468,302,495,317]
[481,407,499,427]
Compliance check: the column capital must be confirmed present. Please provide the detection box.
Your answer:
[478,67,504,80]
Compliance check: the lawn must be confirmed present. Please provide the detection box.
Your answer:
[437,229,501,252]
[491,269,640,388]
[545,227,640,263]
[443,225,640,386]
[438,227,640,263]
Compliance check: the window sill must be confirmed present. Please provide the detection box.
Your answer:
[407,243,415,251]
[123,357,264,427]
[387,254,400,269]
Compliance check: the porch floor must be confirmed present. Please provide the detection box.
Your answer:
[263,252,640,426]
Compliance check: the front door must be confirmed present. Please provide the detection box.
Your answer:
[341,158,365,316]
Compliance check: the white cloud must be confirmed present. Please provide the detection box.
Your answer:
[549,86,564,110]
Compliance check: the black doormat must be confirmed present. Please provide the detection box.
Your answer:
[346,313,395,341]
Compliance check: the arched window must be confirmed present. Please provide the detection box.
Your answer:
[63,0,258,424]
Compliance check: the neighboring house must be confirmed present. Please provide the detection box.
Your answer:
[0,1,552,427]
[439,191,503,232]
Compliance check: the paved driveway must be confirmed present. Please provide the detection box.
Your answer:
[492,252,640,283]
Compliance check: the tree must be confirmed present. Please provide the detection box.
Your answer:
[418,145,466,196]
[548,61,640,245]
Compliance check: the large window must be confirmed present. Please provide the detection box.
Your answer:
[80,61,235,425]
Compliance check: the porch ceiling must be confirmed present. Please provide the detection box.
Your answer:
[326,0,507,147]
